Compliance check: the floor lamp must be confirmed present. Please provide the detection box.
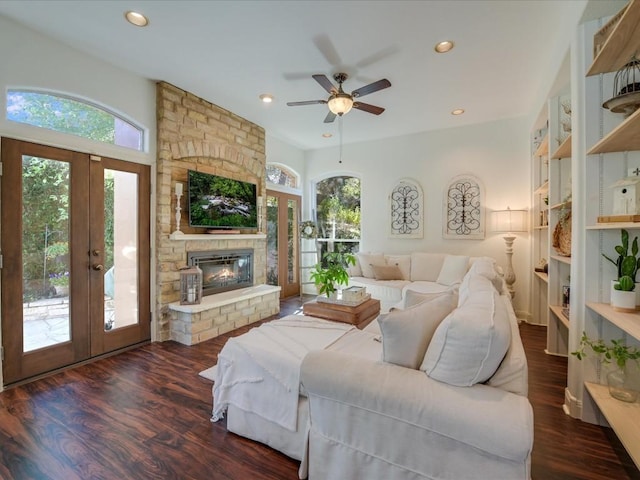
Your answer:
[493,207,528,298]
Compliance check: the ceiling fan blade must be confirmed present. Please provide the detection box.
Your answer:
[287,100,327,106]
[353,102,385,115]
[324,111,337,123]
[313,74,337,94]
[351,79,391,98]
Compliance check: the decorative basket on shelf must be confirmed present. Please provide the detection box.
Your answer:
[552,210,572,256]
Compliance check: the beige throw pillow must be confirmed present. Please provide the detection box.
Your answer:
[371,264,404,280]
[357,252,386,278]
[378,292,457,369]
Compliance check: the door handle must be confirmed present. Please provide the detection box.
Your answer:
[92,250,101,256]
[92,264,104,271]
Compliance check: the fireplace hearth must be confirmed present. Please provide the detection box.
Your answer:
[187,249,253,296]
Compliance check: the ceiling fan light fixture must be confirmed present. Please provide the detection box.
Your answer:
[328,94,353,115]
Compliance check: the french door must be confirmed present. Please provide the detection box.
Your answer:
[266,190,300,298]
[1,138,150,386]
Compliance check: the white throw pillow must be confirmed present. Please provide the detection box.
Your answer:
[403,289,457,309]
[410,253,446,281]
[384,254,411,280]
[357,252,386,279]
[421,288,511,386]
[378,293,457,369]
[436,255,470,286]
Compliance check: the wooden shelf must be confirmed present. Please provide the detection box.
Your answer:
[534,271,549,283]
[587,222,640,230]
[534,181,549,195]
[551,255,571,265]
[551,134,572,159]
[533,225,549,230]
[586,302,640,342]
[584,382,640,469]
[550,200,571,211]
[586,0,640,77]
[549,304,570,329]
[534,133,549,157]
[587,106,640,155]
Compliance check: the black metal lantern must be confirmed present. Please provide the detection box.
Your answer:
[180,266,203,305]
[603,58,640,116]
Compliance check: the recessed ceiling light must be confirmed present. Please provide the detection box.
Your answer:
[435,40,454,53]
[125,11,149,27]
[322,133,333,138]
[451,108,465,115]
[259,94,274,103]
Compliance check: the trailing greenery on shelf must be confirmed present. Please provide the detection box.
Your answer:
[309,252,356,298]
[603,229,640,291]
[571,332,640,370]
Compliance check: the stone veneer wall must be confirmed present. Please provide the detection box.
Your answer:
[156,82,269,341]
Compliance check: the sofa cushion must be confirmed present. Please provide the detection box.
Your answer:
[410,253,446,281]
[384,254,411,280]
[371,264,404,280]
[458,269,497,307]
[436,255,470,286]
[357,252,386,279]
[421,285,511,386]
[378,292,457,369]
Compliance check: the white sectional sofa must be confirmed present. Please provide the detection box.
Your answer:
[301,258,533,479]
[347,252,498,313]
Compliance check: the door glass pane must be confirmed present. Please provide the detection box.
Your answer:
[266,196,278,286]
[22,156,70,352]
[104,169,138,331]
[287,199,298,283]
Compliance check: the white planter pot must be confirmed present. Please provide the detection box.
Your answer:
[610,280,640,310]
[611,287,637,312]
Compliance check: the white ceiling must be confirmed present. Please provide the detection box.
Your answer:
[0,1,622,151]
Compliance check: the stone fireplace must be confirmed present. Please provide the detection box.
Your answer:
[188,249,253,296]
[156,82,280,345]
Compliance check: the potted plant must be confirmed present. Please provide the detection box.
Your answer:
[309,252,356,298]
[572,332,640,402]
[603,229,640,311]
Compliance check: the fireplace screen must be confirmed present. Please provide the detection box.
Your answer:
[187,249,253,296]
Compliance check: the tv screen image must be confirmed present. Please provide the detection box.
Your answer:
[188,170,257,229]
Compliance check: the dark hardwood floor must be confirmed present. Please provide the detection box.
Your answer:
[0,296,638,479]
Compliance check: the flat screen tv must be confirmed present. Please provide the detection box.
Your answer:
[188,170,257,229]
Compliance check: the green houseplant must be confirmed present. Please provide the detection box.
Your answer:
[572,332,640,402]
[603,229,640,311]
[309,252,356,298]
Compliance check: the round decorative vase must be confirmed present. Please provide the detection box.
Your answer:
[607,369,639,403]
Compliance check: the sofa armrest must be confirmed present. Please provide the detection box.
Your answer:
[301,350,533,463]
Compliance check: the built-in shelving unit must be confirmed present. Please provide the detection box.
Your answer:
[576,1,640,468]
[551,134,572,160]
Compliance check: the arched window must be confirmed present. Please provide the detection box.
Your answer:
[6,90,144,151]
[266,163,299,188]
[315,175,361,257]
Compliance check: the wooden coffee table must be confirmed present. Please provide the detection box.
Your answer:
[302,297,381,330]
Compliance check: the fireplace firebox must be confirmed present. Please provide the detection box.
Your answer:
[187,249,253,296]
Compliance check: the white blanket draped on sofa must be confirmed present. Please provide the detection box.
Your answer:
[211,316,355,431]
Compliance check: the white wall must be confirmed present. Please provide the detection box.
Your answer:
[304,116,532,317]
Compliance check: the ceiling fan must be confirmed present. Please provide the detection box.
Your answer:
[287,73,391,123]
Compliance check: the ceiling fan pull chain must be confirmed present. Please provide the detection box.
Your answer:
[339,116,343,164]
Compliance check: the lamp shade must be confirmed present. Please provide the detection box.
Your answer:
[493,207,528,234]
[328,94,353,115]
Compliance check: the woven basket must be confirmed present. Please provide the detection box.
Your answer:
[552,212,572,256]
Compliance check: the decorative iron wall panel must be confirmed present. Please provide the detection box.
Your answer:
[389,179,423,238]
[443,174,485,239]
